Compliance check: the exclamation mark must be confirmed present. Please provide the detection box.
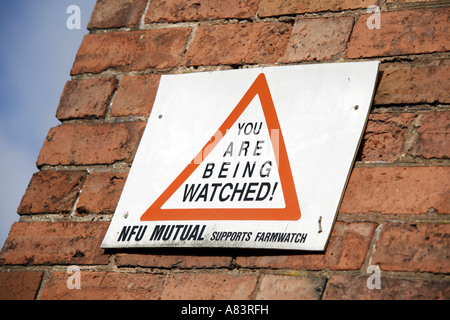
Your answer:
[269,182,278,201]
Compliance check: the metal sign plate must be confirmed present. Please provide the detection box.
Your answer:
[102,61,379,251]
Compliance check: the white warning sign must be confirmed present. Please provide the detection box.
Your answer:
[165,116,284,209]
[140,73,300,221]
[102,61,379,250]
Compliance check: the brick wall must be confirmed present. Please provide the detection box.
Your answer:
[1,0,449,300]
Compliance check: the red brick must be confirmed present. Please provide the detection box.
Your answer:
[145,0,259,23]
[375,60,450,105]
[255,275,325,300]
[40,272,166,300]
[111,74,161,117]
[160,272,258,299]
[340,167,450,215]
[408,111,450,159]
[88,0,148,29]
[282,17,353,62]
[373,222,450,273]
[235,222,376,270]
[0,271,43,300]
[71,29,191,75]
[386,0,444,4]
[56,78,117,120]
[325,275,450,300]
[358,112,415,162]
[76,172,128,215]
[37,122,146,167]
[18,171,86,215]
[258,0,378,17]
[116,253,232,269]
[182,22,292,67]
[0,222,110,265]
[347,8,450,58]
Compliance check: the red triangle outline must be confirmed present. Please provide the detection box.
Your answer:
[140,73,301,221]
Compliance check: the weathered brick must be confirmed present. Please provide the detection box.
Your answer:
[386,0,444,5]
[40,272,166,300]
[340,167,450,215]
[255,275,326,300]
[373,222,450,273]
[76,172,128,215]
[0,222,110,265]
[37,122,146,167]
[116,253,232,269]
[18,171,86,215]
[358,112,415,162]
[408,111,450,159]
[88,0,148,29]
[282,17,353,62]
[375,60,450,105]
[235,222,376,270]
[160,272,258,300]
[0,271,43,300]
[258,0,378,17]
[347,8,450,58]
[325,275,450,300]
[56,78,117,120]
[182,22,292,67]
[145,0,259,23]
[111,74,161,117]
[71,29,191,75]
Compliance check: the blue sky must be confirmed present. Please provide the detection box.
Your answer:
[0,1,96,247]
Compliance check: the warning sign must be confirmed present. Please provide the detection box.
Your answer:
[102,62,379,251]
[140,74,300,221]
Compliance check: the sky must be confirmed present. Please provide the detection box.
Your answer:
[0,1,96,248]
